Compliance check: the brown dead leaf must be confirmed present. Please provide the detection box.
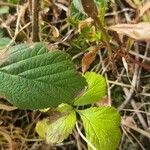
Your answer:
[78,17,93,32]
[82,43,106,73]
[82,46,97,73]
[121,117,136,127]
[81,0,98,19]
[95,96,111,107]
[51,25,59,38]
[108,22,150,42]
[0,128,13,150]
[139,1,150,18]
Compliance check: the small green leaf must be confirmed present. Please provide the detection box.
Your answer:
[0,42,86,109]
[74,72,106,106]
[7,0,19,4]
[70,0,109,25]
[0,6,9,15]
[0,29,3,38]
[0,38,10,50]
[36,104,76,144]
[73,0,84,14]
[78,107,121,150]
[35,118,48,139]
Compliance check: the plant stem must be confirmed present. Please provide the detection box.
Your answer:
[32,0,40,42]
[76,122,96,150]
[95,18,112,57]
[81,0,112,58]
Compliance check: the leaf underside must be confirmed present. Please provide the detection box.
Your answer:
[0,42,86,109]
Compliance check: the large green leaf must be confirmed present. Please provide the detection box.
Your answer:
[36,104,76,143]
[79,107,121,150]
[74,72,106,106]
[0,42,86,109]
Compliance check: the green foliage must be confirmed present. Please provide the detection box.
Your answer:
[1,0,121,148]
[80,25,102,42]
[36,104,121,150]
[0,29,3,37]
[0,1,18,16]
[0,37,10,50]
[79,106,121,150]
[36,118,48,139]
[0,42,86,109]
[69,2,86,26]
[72,0,84,14]
[7,0,19,4]
[35,71,121,149]
[96,0,110,24]
[111,86,125,106]
[74,72,107,106]
[0,6,9,15]
[70,0,109,23]
[68,0,109,46]
[36,104,76,143]
[68,34,89,54]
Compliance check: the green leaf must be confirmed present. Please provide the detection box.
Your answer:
[96,0,109,23]
[70,0,109,25]
[0,38,11,50]
[69,3,86,27]
[7,0,19,4]
[71,0,109,15]
[74,72,106,106]
[78,107,121,150]
[0,42,86,109]
[72,0,84,14]
[36,104,76,144]
[0,6,9,15]
[35,118,48,139]
[0,29,3,38]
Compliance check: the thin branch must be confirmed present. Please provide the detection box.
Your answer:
[32,0,40,42]
[76,122,96,150]
[122,123,150,139]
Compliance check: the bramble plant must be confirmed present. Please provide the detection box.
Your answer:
[0,0,121,149]
[0,41,121,149]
